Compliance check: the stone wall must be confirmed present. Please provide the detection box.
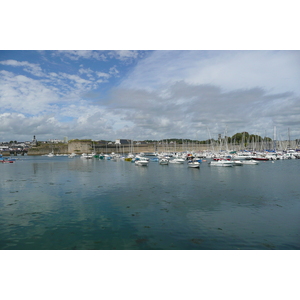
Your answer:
[68,141,93,154]
[95,143,209,154]
[27,144,68,155]
[27,141,210,155]
[13,140,300,156]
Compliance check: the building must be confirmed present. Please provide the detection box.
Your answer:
[32,135,37,146]
[48,139,64,143]
[115,139,132,145]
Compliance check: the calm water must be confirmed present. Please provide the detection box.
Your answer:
[0,156,299,250]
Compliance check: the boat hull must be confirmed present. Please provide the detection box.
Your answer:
[210,161,233,167]
[241,160,259,165]
[187,162,200,168]
[135,160,149,166]
[252,157,269,161]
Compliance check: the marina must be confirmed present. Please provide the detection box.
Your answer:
[0,152,299,250]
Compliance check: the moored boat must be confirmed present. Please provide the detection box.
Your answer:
[187,161,200,168]
[169,158,185,164]
[252,157,269,161]
[241,160,259,165]
[1,157,15,163]
[232,160,243,166]
[159,158,169,165]
[210,160,234,167]
[134,158,149,166]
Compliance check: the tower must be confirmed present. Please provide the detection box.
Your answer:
[32,135,37,146]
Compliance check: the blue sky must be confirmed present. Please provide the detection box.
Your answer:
[1,1,300,143]
[1,50,300,142]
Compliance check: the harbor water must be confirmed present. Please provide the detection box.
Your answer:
[0,156,299,250]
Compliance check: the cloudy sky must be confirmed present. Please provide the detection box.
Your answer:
[0,50,299,142]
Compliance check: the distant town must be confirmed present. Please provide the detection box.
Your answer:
[0,136,151,153]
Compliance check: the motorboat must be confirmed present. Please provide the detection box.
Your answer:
[134,158,149,166]
[187,161,200,168]
[209,160,234,167]
[169,158,185,164]
[1,159,14,163]
[252,157,269,161]
[241,160,259,165]
[150,157,159,162]
[232,160,243,166]
[81,153,94,159]
[159,158,169,165]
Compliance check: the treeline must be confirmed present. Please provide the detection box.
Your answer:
[68,139,92,143]
[145,132,272,144]
[144,139,206,144]
[229,132,272,143]
[64,133,273,145]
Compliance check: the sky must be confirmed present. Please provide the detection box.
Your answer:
[1,50,299,142]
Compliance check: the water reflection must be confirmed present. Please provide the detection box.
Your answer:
[0,157,299,249]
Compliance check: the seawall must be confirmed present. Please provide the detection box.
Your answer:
[27,141,209,155]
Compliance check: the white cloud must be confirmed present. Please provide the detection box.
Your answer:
[106,79,300,140]
[109,50,139,61]
[0,63,106,117]
[0,72,60,114]
[54,50,107,61]
[109,66,119,76]
[121,51,300,96]
[96,71,110,79]
[0,59,45,77]
[1,51,299,142]
[78,67,95,78]
[54,50,142,63]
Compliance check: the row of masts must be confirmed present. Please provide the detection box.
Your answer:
[93,126,299,154]
[104,138,299,155]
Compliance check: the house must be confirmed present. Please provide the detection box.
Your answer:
[115,139,132,145]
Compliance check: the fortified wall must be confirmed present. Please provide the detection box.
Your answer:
[27,141,92,155]
[14,139,300,156]
[26,141,209,155]
[27,144,68,155]
[96,143,208,154]
[67,141,93,154]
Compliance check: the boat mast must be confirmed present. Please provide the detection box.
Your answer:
[207,127,214,152]
[273,126,277,151]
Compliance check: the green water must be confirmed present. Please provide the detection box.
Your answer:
[0,156,299,249]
